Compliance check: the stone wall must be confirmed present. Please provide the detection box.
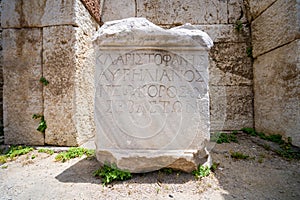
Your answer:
[250,0,300,146]
[0,0,3,140]
[1,0,254,146]
[100,0,254,132]
[2,0,99,146]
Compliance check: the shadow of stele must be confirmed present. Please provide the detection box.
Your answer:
[55,157,196,185]
[55,157,101,184]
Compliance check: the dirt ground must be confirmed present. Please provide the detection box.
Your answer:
[1,133,299,200]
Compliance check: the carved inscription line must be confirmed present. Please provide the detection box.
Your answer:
[97,52,207,67]
[99,68,205,83]
[101,99,200,114]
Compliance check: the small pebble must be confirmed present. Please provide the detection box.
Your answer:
[169,194,174,198]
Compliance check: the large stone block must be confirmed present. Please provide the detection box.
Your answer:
[101,0,135,22]
[209,42,253,86]
[248,0,277,20]
[93,18,213,173]
[3,28,44,145]
[210,86,253,131]
[73,11,99,144]
[252,0,300,57]
[1,0,89,28]
[43,26,78,146]
[136,0,227,25]
[254,40,300,146]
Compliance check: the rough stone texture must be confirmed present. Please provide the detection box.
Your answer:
[248,0,277,20]
[209,42,253,86]
[2,0,75,28]
[1,0,86,28]
[251,0,300,57]
[94,18,212,173]
[42,0,98,146]
[101,0,135,22]
[43,26,78,146]
[3,28,44,145]
[254,40,300,147]
[80,0,100,24]
[0,0,3,134]
[137,0,228,25]
[208,42,253,131]
[196,24,250,43]
[73,0,98,144]
[210,86,253,131]
[228,0,248,23]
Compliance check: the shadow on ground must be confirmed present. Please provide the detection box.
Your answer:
[55,157,195,185]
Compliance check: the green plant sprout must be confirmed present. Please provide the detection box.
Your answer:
[211,132,238,144]
[55,147,94,162]
[193,165,210,179]
[32,114,47,133]
[235,20,243,32]
[40,77,49,86]
[38,148,54,155]
[246,47,253,58]
[0,146,34,164]
[230,151,249,160]
[93,164,132,186]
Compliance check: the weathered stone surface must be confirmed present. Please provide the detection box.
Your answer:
[73,3,99,144]
[43,26,78,146]
[1,0,96,28]
[3,28,44,145]
[136,0,227,25]
[93,18,212,173]
[80,0,101,23]
[196,24,250,43]
[101,0,135,22]
[209,42,253,86]
[43,1,98,146]
[254,40,300,147]
[248,0,277,20]
[228,0,248,23]
[210,86,253,131]
[252,0,300,57]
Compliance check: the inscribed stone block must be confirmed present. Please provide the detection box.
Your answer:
[93,18,213,173]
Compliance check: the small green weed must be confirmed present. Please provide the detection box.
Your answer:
[31,154,36,159]
[0,155,7,164]
[55,147,95,162]
[211,162,220,172]
[193,165,210,179]
[0,146,34,164]
[160,168,173,174]
[241,128,285,145]
[211,132,238,144]
[40,77,49,86]
[235,20,243,32]
[230,151,249,160]
[32,114,47,133]
[246,47,253,58]
[241,127,256,136]
[38,148,54,155]
[93,164,132,186]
